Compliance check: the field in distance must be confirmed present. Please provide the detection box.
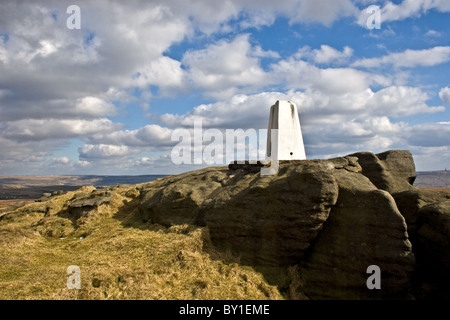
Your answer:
[0,175,166,200]
[0,174,167,188]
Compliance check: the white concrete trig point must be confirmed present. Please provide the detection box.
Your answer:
[266,100,306,160]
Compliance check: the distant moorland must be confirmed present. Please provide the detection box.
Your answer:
[0,175,166,200]
[414,170,450,188]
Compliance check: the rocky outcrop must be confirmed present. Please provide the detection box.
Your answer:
[139,168,229,226]
[349,150,416,194]
[393,189,450,299]
[26,186,128,235]
[418,201,450,274]
[299,168,414,299]
[206,160,339,267]
[137,151,416,299]
[393,189,450,240]
[140,161,340,266]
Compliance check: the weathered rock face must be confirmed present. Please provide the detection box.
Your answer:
[393,189,450,240]
[396,193,450,299]
[206,160,339,266]
[139,168,229,226]
[138,151,416,299]
[349,150,416,194]
[300,169,414,299]
[418,201,450,272]
[140,161,340,266]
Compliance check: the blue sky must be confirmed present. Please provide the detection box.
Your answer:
[0,0,449,175]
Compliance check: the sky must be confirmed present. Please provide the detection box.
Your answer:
[0,0,449,175]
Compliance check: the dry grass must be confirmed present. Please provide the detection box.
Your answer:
[0,199,35,213]
[0,186,285,300]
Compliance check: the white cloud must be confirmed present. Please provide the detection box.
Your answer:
[357,0,450,26]
[289,0,357,26]
[51,157,70,165]
[0,96,117,122]
[129,56,185,93]
[86,124,173,148]
[270,54,387,94]
[318,68,374,93]
[178,0,358,29]
[366,86,444,117]
[0,1,362,120]
[252,46,280,59]
[159,84,442,137]
[76,160,91,168]
[425,29,442,37]
[439,87,450,105]
[0,1,189,123]
[402,122,450,147]
[352,46,450,68]
[74,97,117,118]
[312,45,354,64]
[79,144,131,159]
[1,118,119,141]
[135,157,156,166]
[159,92,290,129]
[0,136,50,161]
[364,116,405,134]
[380,0,450,21]
[182,34,270,96]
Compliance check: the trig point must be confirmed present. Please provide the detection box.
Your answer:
[266,100,306,160]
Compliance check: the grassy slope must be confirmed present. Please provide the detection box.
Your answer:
[0,186,284,300]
